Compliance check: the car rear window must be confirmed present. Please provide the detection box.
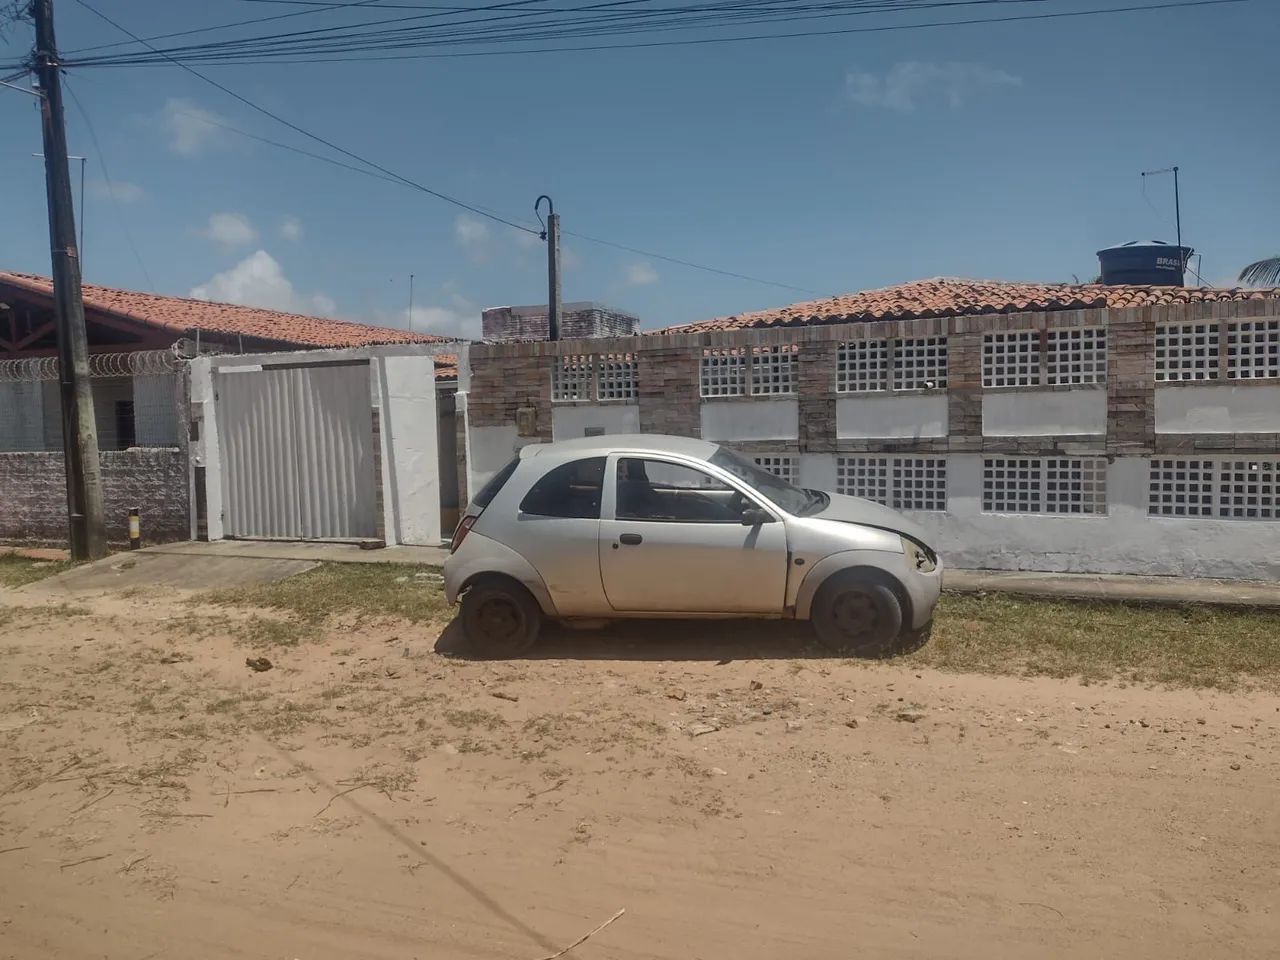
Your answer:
[519,457,606,519]
[471,457,519,510]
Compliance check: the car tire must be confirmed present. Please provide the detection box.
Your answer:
[810,572,904,658]
[460,576,541,658]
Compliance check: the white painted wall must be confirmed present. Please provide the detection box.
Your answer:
[375,355,441,546]
[700,398,798,441]
[1155,384,1280,434]
[836,394,947,439]
[798,455,1280,581]
[982,388,1107,436]
[551,402,640,440]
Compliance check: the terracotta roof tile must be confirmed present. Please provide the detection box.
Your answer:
[657,277,1280,334]
[432,353,458,381]
[0,270,455,349]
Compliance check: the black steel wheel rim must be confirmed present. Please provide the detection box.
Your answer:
[477,596,523,642]
[831,591,877,637]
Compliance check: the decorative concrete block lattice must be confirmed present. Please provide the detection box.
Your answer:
[1154,323,1220,382]
[597,353,638,400]
[891,457,948,511]
[837,455,947,511]
[1043,457,1108,514]
[1226,320,1280,380]
[983,331,1040,388]
[893,337,949,390]
[836,456,890,504]
[699,348,747,397]
[835,339,888,393]
[982,457,1045,513]
[752,455,798,484]
[551,354,594,402]
[1147,459,1217,516]
[1046,328,1107,386]
[750,344,798,396]
[1149,458,1278,519]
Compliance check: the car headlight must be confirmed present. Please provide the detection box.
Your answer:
[901,536,937,573]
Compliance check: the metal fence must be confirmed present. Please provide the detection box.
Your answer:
[0,343,191,453]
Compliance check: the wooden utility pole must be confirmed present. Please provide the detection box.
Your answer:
[536,195,561,341]
[31,0,107,560]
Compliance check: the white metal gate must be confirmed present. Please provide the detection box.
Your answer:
[217,361,377,540]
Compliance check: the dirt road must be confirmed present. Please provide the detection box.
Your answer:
[1,588,1277,959]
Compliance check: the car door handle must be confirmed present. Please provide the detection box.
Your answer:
[618,533,643,546]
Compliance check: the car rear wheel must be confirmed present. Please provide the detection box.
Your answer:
[811,572,904,658]
[460,577,541,657]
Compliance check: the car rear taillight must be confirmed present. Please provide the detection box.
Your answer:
[450,515,477,553]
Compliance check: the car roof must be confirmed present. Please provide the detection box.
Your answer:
[519,434,719,461]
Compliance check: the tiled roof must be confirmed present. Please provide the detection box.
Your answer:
[433,353,458,381]
[0,270,454,348]
[660,277,1280,334]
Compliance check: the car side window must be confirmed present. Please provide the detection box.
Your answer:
[616,458,743,523]
[519,457,606,519]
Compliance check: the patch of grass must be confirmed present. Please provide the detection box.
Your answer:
[0,554,74,588]
[200,563,449,626]
[915,594,1280,690]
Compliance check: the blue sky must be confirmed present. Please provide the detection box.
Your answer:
[2,1,1277,337]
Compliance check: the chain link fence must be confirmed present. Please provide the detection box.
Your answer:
[0,341,195,453]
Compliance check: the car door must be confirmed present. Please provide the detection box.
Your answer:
[598,455,788,614]
[506,456,611,616]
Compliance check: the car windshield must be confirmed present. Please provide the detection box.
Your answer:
[708,447,824,515]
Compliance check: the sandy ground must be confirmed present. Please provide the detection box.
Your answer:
[1,587,1278,960]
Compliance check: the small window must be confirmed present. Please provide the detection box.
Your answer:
[519,457,606,519]
[616,457,742,523]
[472,458,520,510]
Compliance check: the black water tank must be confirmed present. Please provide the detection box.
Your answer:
[1096,240,1192,286]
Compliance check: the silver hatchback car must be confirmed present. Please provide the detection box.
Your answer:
[445,435,942,657]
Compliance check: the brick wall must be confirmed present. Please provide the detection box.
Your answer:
[465,296,1280,460]
[0,449,189,545]
[481,304,639,342]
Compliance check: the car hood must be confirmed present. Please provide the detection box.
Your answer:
[809,493,931,545]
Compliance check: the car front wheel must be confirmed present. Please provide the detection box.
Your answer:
[810,572,904,658]
[460,576,541,657]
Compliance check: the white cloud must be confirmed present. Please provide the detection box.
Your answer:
[389,284,479,339]
[624,261,658,286]
[160,97,231,156]
[845,61,1021,111]
[280,216,304,242]
[201,212,257,248]
[454,214,492,263]
[88,179,143,203]
[190,250,335,316]
[511,226,542,250]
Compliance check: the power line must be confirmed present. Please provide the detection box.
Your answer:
[65,0,405,56]
[62,76,155,289]
[68,1,1035,65]
[65,0,1247,67]
[66,0,817,294]
[70,0,538,236]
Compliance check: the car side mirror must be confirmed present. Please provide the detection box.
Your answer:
[740,506,771,526]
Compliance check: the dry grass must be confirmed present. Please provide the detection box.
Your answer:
[0,554,74,588]
[916,594,1280,690]
[199,563,450,626]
